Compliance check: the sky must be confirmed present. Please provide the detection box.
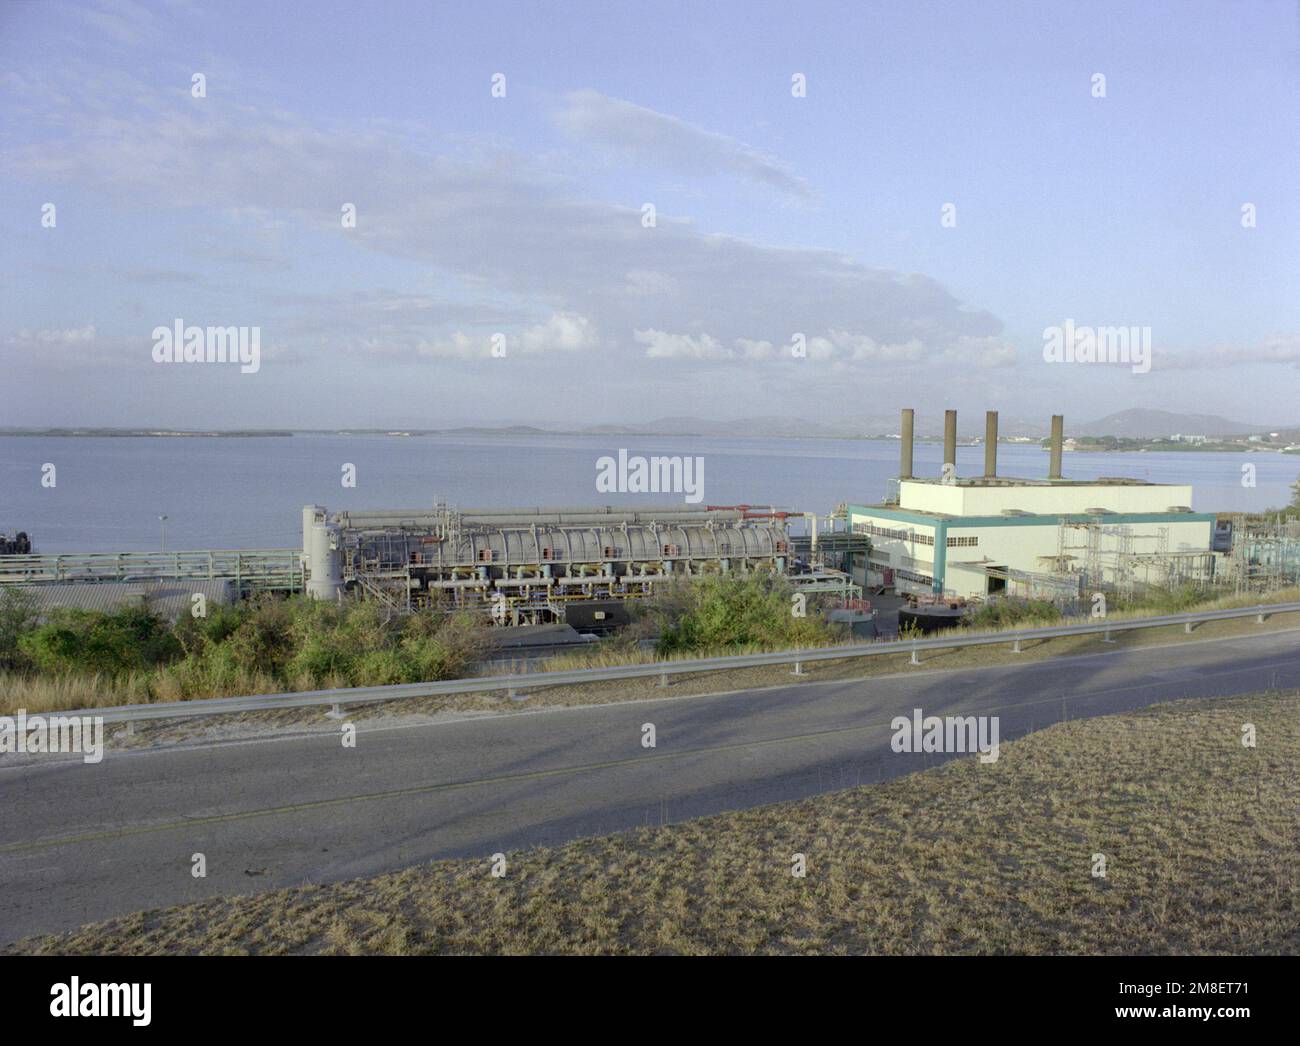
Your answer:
[1,0,1298,430]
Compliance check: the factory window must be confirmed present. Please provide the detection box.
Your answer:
[946,536,978,548]
[541,547,562,560]
[477,548,496,562]
[895,569,933,585]
[603,546,619,558]
[863,523,934,546]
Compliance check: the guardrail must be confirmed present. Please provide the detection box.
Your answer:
[0,548,304,591]
[29,598,1300,728]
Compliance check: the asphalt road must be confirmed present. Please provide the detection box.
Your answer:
[3,627,1299,944]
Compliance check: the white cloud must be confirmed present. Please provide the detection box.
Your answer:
[29,324,97,344]
[1156,334,1300,370]
[734,338,776,361]
[635,329,730,360]
[2,82,1016,400]
[412,312,596,360]
[557,89,812,200]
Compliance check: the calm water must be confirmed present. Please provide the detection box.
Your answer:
[0,434,1293,553]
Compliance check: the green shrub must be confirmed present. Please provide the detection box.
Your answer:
[653,575,841,655]
[18,605,180,677]
[401,612,490,681]
[1113,584,1208,615]
[0,588,39,671]
[964,599,1062,631]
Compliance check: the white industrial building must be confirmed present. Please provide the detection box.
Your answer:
[848,410,1218,601]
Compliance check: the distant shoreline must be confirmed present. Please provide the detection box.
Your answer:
[1,429,1295,453]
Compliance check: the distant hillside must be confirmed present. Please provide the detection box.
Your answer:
[1078,409,1258,438]
[577,416,871,438]
[575,414,1048,439]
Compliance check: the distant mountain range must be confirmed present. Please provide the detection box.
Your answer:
[586,409,1300,441]
[573,414,1056,438]
[1074,409,1263,439]
[10,409,1298,442]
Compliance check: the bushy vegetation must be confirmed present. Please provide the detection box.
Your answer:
[1109,583,1211,615]
[649,574,843,655]
[0,588,40,671]
[1,595,490,709]
[19,604,181,676]
[963,598,1063,631]
[962,582,1245,632]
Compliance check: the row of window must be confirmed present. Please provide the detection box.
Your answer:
[478,541,784,561]
[852,521,979,549]
[852,522,936,546]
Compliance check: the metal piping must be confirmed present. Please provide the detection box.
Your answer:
[334,506,746,529]
[984,411,998,478]
[1049,414,1064,479]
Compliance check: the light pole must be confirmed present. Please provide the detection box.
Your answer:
[158,514,168,553]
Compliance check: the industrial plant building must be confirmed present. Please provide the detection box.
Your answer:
[301,502,859,625]
[9,408,1291,625]
[849,410,1218,601]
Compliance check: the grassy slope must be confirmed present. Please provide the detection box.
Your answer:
[11,691,1300,955]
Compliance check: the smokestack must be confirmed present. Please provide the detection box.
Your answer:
[899,408,914,480]
[943,410,957,477]
[1049,414,1064,479]
[984,411,998,477]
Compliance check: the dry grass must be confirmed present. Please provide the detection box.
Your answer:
[11,690,1300,955]
[0,668,343,717]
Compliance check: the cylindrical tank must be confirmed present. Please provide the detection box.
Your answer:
[302,505,324,562]
[305,522,343,600]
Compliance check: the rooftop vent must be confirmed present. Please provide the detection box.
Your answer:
[1084,507,1112,514]
[1167,505,1192,513]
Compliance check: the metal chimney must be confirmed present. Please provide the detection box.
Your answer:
[984,411,998,478]
[943,410,957,477]
[1048,414,1064,479]
[899,408,914,480]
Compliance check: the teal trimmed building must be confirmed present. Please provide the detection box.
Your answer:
[847,476,1216,599]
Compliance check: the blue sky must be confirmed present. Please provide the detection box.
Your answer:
[2,0,1298,429]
